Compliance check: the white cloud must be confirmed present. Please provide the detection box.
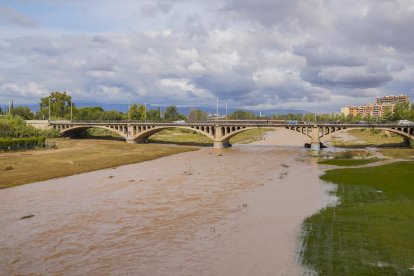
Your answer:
[0,0,413,112]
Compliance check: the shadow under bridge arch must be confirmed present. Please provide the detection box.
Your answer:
[129,125,215,143]
[58,125,127,139]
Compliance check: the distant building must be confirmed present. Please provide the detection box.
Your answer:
[376,94,410,105]
[341,94,410,118]
[207,113,225,120]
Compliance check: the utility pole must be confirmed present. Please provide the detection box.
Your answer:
[49,97,51,121]
[314,96,317,123]
[216,97,219,121]
[128,96,131,121]
[70,101,73,121]
[225,101,228,121]
[144,103,147,122]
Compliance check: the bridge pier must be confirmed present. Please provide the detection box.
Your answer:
[126,137,149,144]
[213,140,231,149]
[310,126,321,151]
[403,137,414,148]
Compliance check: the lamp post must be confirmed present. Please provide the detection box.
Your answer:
[216,97,219,122]
[225,101,228,121]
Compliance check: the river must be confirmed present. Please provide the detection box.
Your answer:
[0,130,334,275]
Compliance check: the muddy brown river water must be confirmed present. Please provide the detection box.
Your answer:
[0,130,335,275]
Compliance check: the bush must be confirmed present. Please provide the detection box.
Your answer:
[0,137,46,151]
[334,151,355,160]
[369,129,381,135]
[0,115,59,138]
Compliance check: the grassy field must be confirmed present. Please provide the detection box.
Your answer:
[331,129,406,148]
[301,161,414,275]
[318,159,380,166]
[0,139,196,189]
[229,128,274,144]
[378,148,414,159]
[150,128,212,146]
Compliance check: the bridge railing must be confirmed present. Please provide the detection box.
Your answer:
[47,120,414,128]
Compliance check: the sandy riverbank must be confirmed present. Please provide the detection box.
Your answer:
[0,130,334,275]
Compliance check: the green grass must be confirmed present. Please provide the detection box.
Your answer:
[318,159,380,166]
[149,127,274,146]
[229,128,274,144]
[150,128,213,146]
[301,161,414,275]
[331,129,406,148]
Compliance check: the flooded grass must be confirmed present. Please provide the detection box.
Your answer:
[318,159,380,166]
[301,161,414,275]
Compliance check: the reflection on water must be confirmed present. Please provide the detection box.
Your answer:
[0,130,334,275]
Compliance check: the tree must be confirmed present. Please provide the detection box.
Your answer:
[163,106,182,121]
[128,104,140,120]
[73,107,124,121]
[40,91,73,119]
[147,109,160,121]
[188,109,207,122]
[410,103,414,120]
[10,106,34,119]
[393,102,409,120]
[138,104,146,120]
[229,110,256,120]
[383,106,393,122]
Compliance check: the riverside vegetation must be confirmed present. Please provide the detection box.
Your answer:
[301,161,414,275]
[0,115,59,151]
[302,128,414,274]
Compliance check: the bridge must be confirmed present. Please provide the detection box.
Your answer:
[26,120,414,150]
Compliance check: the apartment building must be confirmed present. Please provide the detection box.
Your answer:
[341,94,410,118]
[376,95,410,105]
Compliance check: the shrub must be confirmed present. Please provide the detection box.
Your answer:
[334,151,355,160]
[0,137,46,151]
[0,115,59,138]
[369,129,381,135]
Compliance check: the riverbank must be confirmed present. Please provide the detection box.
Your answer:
[0,129,333,275]
[0,139,197,189]
[0,128,274,189]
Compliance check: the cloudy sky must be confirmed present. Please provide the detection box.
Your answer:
[1,0,413,112]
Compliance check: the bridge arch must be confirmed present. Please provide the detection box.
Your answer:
[319,127,413,141]
[57,125,127,139]
[131,125,215,143]
[284,125,313,138]
[219,126,265,142]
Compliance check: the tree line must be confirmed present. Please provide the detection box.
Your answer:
[2,91,414,123]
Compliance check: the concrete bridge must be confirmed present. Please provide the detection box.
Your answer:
[26,120,414,149]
